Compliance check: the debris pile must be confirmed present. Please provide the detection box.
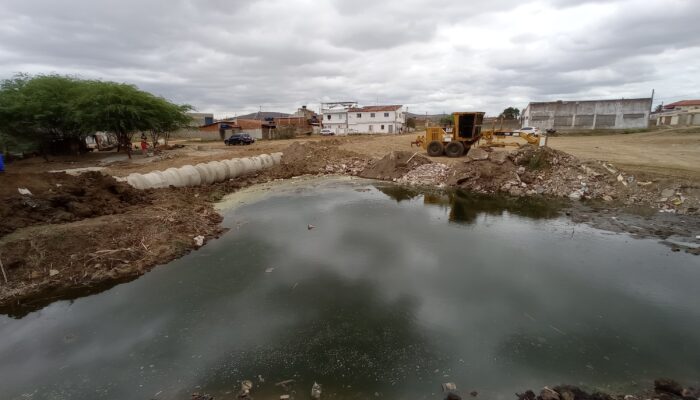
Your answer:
[277,141,368,177]
[397,162,451,186]
[445,145,698,214]
[359,151,431,181]
[0,171,149,236]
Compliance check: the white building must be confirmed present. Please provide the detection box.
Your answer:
[321,103,405,134]
[655,100,700,126]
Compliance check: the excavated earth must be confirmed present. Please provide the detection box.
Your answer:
[1,140,699,315]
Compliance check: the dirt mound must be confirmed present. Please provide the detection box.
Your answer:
[359,151,431,180]
[276,141,368,177]
[0,171,150,237]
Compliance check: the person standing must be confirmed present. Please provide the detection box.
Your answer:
[140,136,149,156]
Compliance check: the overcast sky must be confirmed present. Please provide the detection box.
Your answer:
[1,0,699,117]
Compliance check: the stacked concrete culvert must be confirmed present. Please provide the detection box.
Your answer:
[122,153,282,190]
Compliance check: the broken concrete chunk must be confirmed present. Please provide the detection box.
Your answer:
[661,188,675,198]
[540,387,561,400]
[193,235,205,247]
[49,269,60,277]
[466,147,489,161]
[490,151,508,164]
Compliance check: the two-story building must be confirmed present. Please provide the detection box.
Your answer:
[346,105,405,134]
[321,102,405,134]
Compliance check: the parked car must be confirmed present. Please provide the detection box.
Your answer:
[320,128,334,136]
[517,127,541,137]
[224,133,255,145]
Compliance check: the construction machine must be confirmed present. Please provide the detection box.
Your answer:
[420,112,485,157]
[480,118,544,148]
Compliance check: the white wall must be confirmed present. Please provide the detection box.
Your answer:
[346,109,405,133]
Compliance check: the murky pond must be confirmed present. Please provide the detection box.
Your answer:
[1,178,699,400]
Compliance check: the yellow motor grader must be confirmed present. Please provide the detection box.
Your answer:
[413,113,545,157]
[419,112,485,157]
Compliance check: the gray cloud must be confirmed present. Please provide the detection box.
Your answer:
[0,0,699,116]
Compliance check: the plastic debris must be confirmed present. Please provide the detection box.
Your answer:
[307,224,316,230]
[18,188,33,196]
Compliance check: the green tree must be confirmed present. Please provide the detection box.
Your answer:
[500,107,520,120]
[406,117,417,130]
[439,114,453,125]
[73,81,188,158]
[0,74,90,158]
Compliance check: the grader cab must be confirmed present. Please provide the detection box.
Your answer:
[423,112,484,157]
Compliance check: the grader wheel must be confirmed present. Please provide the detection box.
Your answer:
[427,140,444,157]
[445,141,465,158]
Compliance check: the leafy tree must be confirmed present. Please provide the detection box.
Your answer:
[654,104,663,113]
[0,74,192,159]
[147,102,193,148]
[73,81,189,158]
[406,117,417,130]
[439,114,453,125]
[501,107,520,120]
[0,74,89,158]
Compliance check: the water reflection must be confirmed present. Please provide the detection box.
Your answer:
[0,179,698,400]
[375,184,563,224]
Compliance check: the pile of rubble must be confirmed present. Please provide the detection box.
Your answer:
[359,151,431,181]
[397,162,451,186]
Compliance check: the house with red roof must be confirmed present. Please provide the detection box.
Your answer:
[656,100,700,126]
[321,103,406,135]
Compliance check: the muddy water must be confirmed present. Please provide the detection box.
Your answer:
[1,178,699,400]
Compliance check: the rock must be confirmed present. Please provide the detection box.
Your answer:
[311,382,322,399]
[516,391,536,400]
[655,379,683,396]
[517,166,526,174]
[603,195,613,202]
[490,151,508,164]
[191,393,215,400]
[509,187,523,196]
[17,188,33,196]
[280,396,290,400]
[560,390,575,400]
[540,387,561,400]
[193,235,205,247]
[569,190,583,200]
[467,147,489,161]
[49,269,60,277]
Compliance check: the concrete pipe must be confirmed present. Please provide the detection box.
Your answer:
[141,172,165,189]
[259,154,274,168]
[250,156,263,171]
[223,159,243,179]
[239,158,255,175]
[178,165,201,186]
[195,163,215,185]
[208,160,228,182]
[126,173,149,190]
[271,152,283,165]
[164,167,187,187]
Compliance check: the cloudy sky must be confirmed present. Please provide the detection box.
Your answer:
[1,0,699,117]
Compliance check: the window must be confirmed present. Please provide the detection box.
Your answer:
[384,113,389,117]
[357,113,361,118]
[326,115,331,120]
[370,113,375,118]
[381,125,385,130]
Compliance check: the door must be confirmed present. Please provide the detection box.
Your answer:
[388,125,393,133]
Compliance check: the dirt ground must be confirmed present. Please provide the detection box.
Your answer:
[1,128,699,314]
